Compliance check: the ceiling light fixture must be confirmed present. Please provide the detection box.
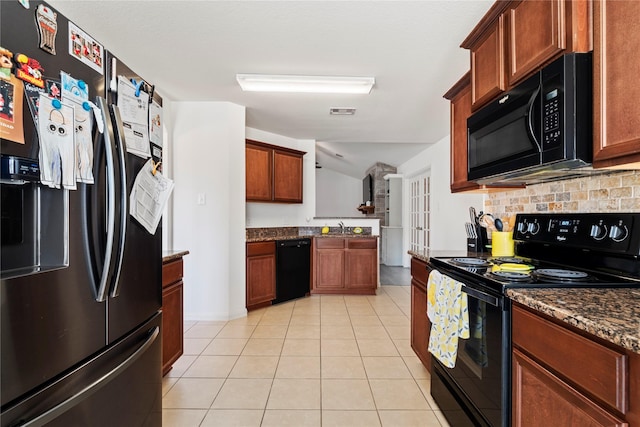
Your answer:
[236,74,375,94]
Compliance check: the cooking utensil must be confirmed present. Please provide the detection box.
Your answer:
[470,207,478,225]
[494,218,504,231]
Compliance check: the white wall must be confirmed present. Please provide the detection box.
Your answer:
[397,135,484,266]
[245,128,316,227]
[172,101,247,321]
[315,168,361,217]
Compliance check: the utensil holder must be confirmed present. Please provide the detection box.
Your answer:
[492,231,515,256]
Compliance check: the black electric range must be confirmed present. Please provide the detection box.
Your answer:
[427,213,640,427]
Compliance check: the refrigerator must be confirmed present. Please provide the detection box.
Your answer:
[1,1,163,425]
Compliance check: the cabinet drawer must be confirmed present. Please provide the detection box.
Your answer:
[315,238,345,249]
[162,259,183,288]
[410,257,429,286]
[247,241,275,257]
[512,305,628,413]
[347,238,376,249]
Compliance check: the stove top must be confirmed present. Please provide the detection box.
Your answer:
[430,213,640,294]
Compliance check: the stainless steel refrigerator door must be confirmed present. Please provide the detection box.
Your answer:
[1,1,109,409]
[1,313,162,427]
[104,53,162,343]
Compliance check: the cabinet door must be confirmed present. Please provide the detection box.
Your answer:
[506,0,565,85]
[273,150,303,203]
[512,348,626,427]
[162,281,183,376]
[447,73,481,192]
[314,249,345,290]
[246,143,273,201]
[246,252,276,307]
[411,279,431,372]
[345,249,377,291]
[470,15,506,109]
[593,0,640,167]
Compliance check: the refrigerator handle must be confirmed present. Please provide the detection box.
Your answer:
[20,326,160,427]
[108,104,128,298]
[94,97,117,303]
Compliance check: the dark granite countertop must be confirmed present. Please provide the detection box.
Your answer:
[246,226,376,243]
[507,288,640,354]
[162,250,190,263]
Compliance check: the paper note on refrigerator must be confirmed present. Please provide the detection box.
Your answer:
[117,76,150,158]
[130,158,173,234]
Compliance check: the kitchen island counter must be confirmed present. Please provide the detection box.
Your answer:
[246,226,375,243]
[162,250,190,263]
[507,288,640,354]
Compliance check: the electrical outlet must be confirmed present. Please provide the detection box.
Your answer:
[197,193,206,205]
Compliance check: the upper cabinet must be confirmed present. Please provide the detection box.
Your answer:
[593,0,640,168]
[444,72,480,192]
[246,140,305,203]
[461,0,591,111]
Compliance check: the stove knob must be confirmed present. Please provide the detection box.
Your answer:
[527,222,540,235]
[590,224,607,240]
[609,225,629,242]
[517,222,527,233]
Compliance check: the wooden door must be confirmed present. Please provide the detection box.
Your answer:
[246,242,276,307]
[273,150,303,203]
[512,348,626,427]
[470,15,506,109]
[161,281,183,375]
[506,0,565,85]
[246,143,273,201]
[345,250,376,291]
[410,279,431,371]
[314,249,345,290]
[593,0,640,167]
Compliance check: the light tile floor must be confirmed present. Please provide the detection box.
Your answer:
[162,285,450,427]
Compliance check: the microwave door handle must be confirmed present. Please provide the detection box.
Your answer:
[526,87,542,152]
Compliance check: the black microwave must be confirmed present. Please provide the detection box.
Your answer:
[467,53,593,185]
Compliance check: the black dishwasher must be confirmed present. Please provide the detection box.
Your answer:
[274,238,311,304]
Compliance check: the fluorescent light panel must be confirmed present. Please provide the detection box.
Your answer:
[236,74,375,94]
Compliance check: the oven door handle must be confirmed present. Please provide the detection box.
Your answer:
[460,285,500,307]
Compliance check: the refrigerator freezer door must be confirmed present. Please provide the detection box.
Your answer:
[1,313,162,427]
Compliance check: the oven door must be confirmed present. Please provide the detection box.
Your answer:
[429,272,510,427]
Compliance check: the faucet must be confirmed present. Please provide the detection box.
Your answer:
[338,221,345,234]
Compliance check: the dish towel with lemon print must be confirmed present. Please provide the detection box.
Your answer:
[427,269,470,368]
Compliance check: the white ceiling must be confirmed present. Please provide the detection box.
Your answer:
[49,0,493,178]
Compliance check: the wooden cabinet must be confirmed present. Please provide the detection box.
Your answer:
[410,257,431,372]
[512,304,640,426]
[461,0,591,110]
[162,257,185,376]
[444,72,482,193]
[593,0,640,168]
[245,142,273,201]
[246,241,276,310]
[469,15,506,109]
[312,237,377,295]
[246,140,305,203]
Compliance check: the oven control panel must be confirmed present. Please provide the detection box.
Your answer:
[513,213,640,255]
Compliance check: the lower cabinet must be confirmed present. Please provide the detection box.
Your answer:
[312,237,377,295]
[512,303,639,426]
[162,258,185,376]
[246,241,276,310]
[410,257,431,372]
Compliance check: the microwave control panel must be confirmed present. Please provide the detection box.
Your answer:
[542,88,562,147]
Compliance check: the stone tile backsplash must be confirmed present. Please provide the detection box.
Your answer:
[484,170,640,216]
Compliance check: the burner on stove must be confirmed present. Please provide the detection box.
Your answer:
[534,268,591,282]
[487,271,532,282]
[451,257,491,267]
